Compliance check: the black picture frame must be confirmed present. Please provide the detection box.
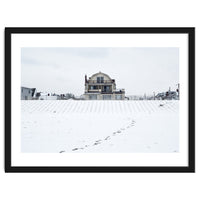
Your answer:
[5,27,195,173]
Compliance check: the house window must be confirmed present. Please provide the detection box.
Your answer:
[103,95,111,100]
[103,85,110,92]
[89,94,97,100]
[90,85,98,90]
[97,76,104,83]
[115,95,122,100]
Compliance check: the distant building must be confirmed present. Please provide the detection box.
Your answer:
[84,72,125,100]
[155,91,178,100]
[39,92,60,100]
[21,87,37,100]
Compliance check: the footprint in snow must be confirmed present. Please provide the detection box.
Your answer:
[72,146,86,151]
[105,136,110,140]
[72,148,79,151]
[93,140,102,145]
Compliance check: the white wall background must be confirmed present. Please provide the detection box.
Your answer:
[0,0,199,200]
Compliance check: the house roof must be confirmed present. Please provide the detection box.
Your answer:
[89,72,112,80]
[21,86,36,90]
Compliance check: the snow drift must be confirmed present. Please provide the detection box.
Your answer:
[21,100,179,153]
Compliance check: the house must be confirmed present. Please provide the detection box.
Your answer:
[21,87,37,100]
[84,72,125,100]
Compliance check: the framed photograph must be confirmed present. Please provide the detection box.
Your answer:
[5,27,195,172]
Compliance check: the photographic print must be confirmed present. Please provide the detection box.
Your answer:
[5,28,195,172]
[21,47,179,153]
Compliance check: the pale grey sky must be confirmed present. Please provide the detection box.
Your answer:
[21,47,179,96]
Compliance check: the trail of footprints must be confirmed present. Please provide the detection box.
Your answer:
[59,119,135,153]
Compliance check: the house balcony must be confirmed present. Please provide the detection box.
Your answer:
[86,88,124,94]
[87,89,113,94]
[87,80,115,84]
[87,89,100,93]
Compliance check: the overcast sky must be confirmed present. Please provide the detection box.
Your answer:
[21,47,179,96]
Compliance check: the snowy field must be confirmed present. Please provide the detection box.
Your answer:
[21,100,179,153]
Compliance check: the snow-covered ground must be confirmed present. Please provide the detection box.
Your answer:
[21,100,179,153]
